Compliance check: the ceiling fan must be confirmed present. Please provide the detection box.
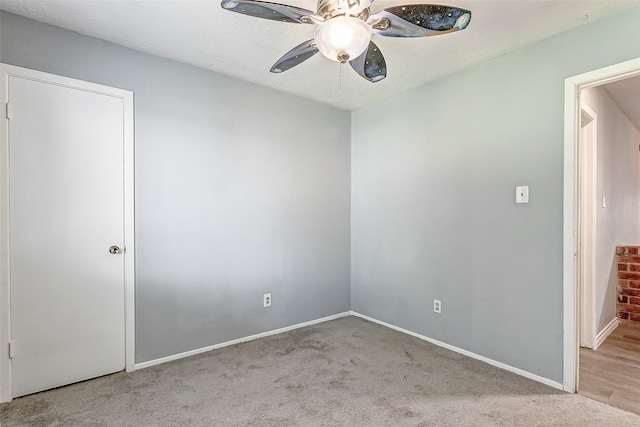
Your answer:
[220,0,471,83]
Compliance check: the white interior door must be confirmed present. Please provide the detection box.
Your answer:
[8,73,126,397]
[579,105,597,350]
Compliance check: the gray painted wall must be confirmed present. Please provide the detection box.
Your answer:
[0,12,351,363]
[582,86,640,334]
[351,6,640,382]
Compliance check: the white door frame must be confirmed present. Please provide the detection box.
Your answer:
[563,57,640,393]
[578,103,597,350]
[0,64,136,403]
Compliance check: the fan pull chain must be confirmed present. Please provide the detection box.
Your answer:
[340,62,343,91]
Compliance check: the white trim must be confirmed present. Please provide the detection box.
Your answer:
[350,311,563,390]
[594,317,618,350]
[123,85,136,373]
[563,57,640,394]
[0,64,135,402]
[135,312,351,370]
[0,64,11,404]
[563,73,580,394]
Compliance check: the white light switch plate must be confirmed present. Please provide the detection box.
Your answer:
[516,186,529,204]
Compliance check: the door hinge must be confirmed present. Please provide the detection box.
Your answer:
[8,342,13,358]
[5,103,12,120]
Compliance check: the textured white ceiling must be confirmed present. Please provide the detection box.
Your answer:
[1,0,638,111]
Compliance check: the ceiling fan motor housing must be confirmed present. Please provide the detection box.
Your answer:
[317,0,372,20]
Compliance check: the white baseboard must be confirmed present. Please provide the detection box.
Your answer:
[135,311,351,370]
[136,310,564,391]
[594,317,619,350]
[350,311,564,390]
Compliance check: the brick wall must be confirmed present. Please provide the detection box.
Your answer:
[616,246,640,326]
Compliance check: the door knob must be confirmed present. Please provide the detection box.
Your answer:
[109,245,121,254]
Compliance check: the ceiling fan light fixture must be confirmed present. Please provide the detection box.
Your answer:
[314,16,372,63]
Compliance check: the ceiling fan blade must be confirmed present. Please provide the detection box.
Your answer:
[271,39,319,73]
[368,4,471,38]
[349,41,386,83]
[221,0,323,24]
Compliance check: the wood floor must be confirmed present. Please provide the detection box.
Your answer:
[579,325,640,415]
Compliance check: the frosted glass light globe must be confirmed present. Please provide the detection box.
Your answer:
[314,16,372,63]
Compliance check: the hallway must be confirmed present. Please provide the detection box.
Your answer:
[579,325,640,415]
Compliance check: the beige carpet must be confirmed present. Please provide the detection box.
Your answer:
[1,316,639,426]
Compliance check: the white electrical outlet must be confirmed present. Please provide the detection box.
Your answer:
[263,293,272,308]
[434,299,441,314]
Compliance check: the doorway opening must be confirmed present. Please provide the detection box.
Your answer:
[564,57,640,411]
